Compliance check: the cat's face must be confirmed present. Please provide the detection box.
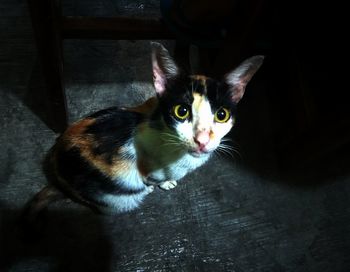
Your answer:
[151,42,264,157]
[157,76,236,157]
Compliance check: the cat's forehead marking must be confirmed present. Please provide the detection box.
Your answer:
[192,92,205,112]
[192,92,212,121]
[192,91,213,133]
[190,75,208,94]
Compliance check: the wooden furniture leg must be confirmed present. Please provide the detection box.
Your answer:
[28,0,67,132]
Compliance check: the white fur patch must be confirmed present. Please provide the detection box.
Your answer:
[101,190,149,214]
[116,140,145,191]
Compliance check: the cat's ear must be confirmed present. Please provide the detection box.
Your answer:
[224,55,264,103]
[151,42,179,96]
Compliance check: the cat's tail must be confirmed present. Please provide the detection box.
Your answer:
[18,185,64,241]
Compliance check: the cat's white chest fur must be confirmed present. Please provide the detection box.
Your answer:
[147,151,210,182]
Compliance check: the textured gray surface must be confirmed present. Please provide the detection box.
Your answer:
[1,1,350,272]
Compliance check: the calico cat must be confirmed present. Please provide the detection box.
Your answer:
[23,42,263,218]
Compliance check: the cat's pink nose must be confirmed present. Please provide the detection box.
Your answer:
[194,131,210,150]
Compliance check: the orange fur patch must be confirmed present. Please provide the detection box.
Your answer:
[58,117,132,179]
[64,118,95,138]
[191,75,208,86]
[61,118,96,150]
[209,130,215,140]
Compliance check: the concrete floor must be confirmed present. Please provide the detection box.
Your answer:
[1,1,349,272]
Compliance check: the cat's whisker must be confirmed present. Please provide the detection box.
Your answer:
[222,138,242,150]
[160,137,181,145]
[219,144,238,153]
[160,133,183,144]
[219,140,241,153]
[161,142,181,147]
[221,144,239,152]
[216,146,228,154]
[160,135,179,142]
[221,137,234,143]
[160,131,180,137]
[213,149,222,159]
[161,143,186,154]
[219,150,232,158]
[214,147,229,159]
[216,143,241,160]
[160,138,186,149]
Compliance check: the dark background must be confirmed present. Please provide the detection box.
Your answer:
[0,0,349,271]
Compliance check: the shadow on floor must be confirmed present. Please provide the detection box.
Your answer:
[229,122,350,188]
[0,208,113,272]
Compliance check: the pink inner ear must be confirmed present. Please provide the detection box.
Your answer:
[230,84,245,103]
[153,66,166,95]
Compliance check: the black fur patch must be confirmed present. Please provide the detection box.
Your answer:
[206,79,237,115]
[86,107,144,162]
[155,76,194,129]
[191,79,206,95]
[55,147,144,201]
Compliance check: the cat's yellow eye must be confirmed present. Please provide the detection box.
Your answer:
[214,107,231,123]
[173,104,190,120]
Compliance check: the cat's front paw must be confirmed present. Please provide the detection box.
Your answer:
[159,180,178,191]
[146,185,155,194]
